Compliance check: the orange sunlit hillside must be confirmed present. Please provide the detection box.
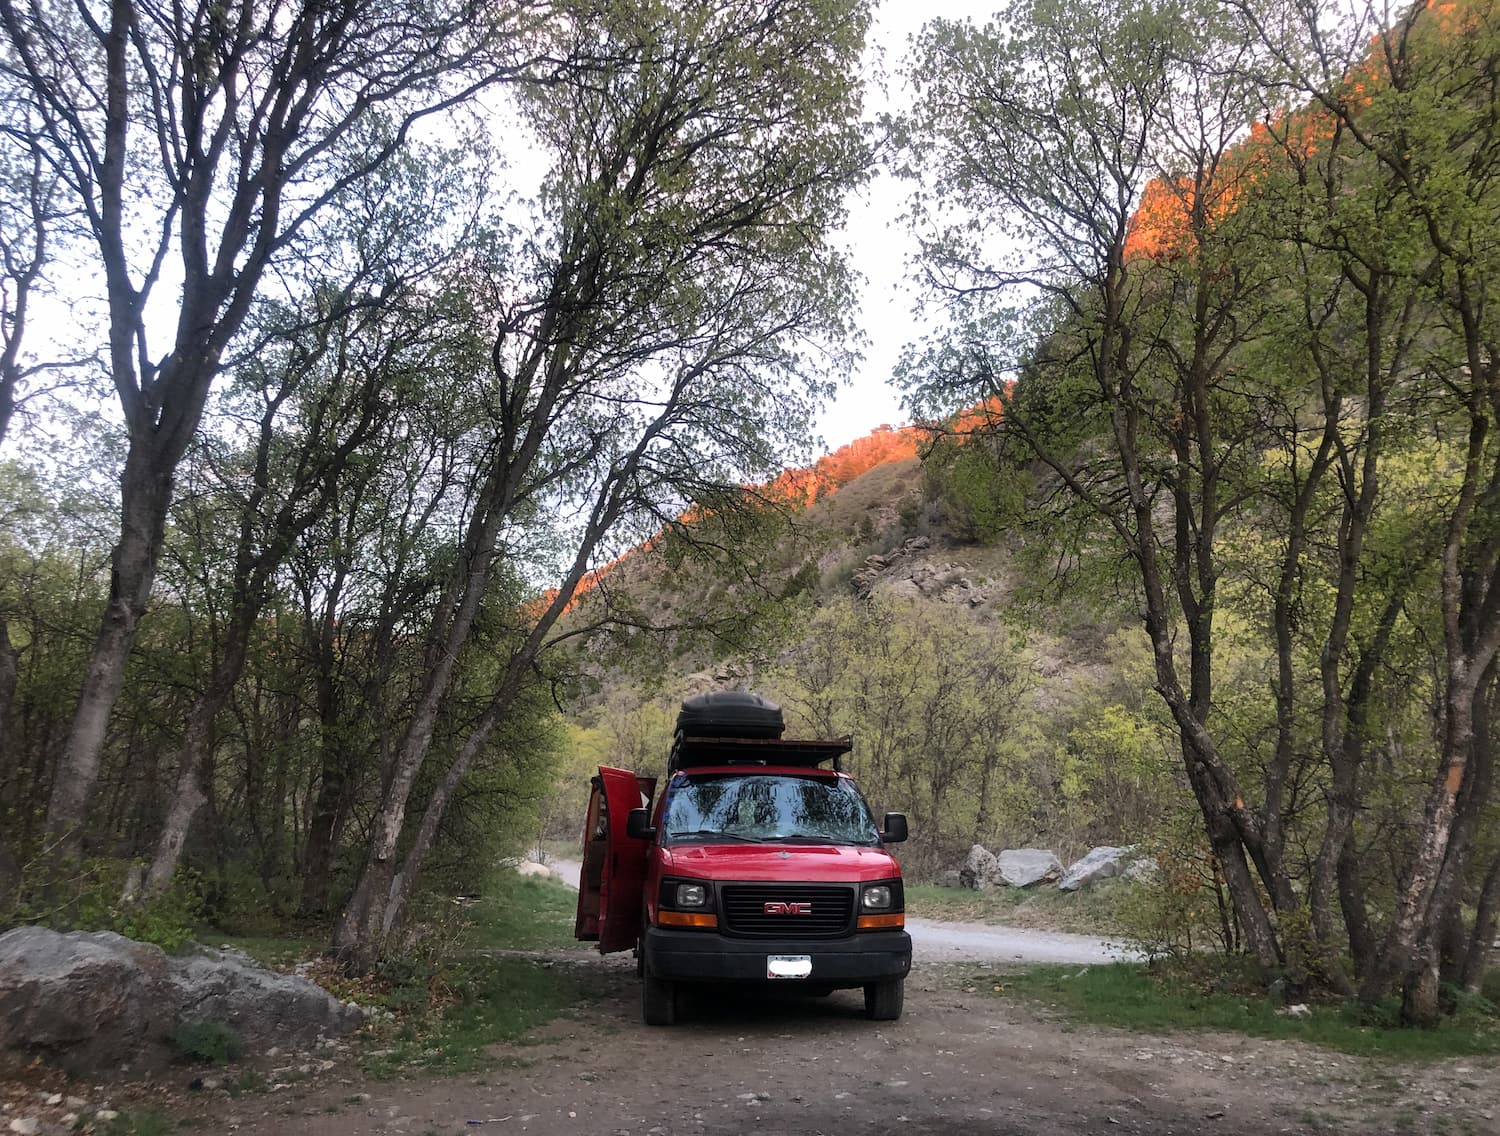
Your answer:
[541,400,1005,617]
[760,424,923,507]
[1124,0,1474,264]
[762,398,1006,508]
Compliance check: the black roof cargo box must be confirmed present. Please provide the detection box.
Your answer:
[676,691,785,740]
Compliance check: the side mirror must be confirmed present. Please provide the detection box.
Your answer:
[880,813,908,844]
[626,808,657,841]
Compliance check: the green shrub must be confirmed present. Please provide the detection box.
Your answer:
[2,859,204,951]
[113,881,203,952]
[1481,966,1500,1007]
[98,1109,175,1136]
[170,1020,246,1064]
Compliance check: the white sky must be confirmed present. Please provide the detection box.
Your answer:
[814,0,996,454]
[6,1,995,467]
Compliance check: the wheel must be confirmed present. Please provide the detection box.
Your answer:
[864,978,904,1021]
[642,971,678,1026]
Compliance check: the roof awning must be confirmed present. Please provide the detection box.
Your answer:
[669,734,853,772]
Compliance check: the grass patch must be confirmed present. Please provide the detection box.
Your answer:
[462,870,586,953]
[206,933,325,968]
[98,1109,177,1136]
[985,960,1500,1060]
[907,880,1140,937]
[357,868,597,1077]
[362,956,590,1078]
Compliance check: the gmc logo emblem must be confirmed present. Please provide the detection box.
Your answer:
[763,901,812,916]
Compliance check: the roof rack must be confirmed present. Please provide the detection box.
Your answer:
[668,734,854,773]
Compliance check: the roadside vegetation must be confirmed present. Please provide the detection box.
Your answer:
[906,881,1145,939]
[207,870,591,1079]
[980,962,1500,1062]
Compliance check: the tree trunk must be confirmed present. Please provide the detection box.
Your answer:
[1400,953,1443,1027]
[1364,671,1485,1016]
[0,620,17,791]
[382,723,488,936]
[139,705,214,897]
[1460,852,1500,993]
[1338,834,1375,980]
[44,447,174,877]
[300,750,351,917]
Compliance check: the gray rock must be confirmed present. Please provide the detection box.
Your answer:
[1123,855,1159,882]
[170,943,363,1049]
[958,844,1000,890]
[1059,845,1131,891]
[880,578,924,602]
[0,927,362,1075]
[0,928,173,1069]
[996,848,1064,888]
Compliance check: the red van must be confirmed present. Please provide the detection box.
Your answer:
[574,692,912,1025]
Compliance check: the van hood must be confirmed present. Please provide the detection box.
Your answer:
[661,843,901,882]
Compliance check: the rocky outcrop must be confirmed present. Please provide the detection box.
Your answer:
[850,537,992,608]
[996,848,1064,888]
[0,927,362,1074]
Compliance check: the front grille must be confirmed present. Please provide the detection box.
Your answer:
[720,883,855,938]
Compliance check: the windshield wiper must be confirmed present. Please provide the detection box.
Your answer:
[666,829,766,843]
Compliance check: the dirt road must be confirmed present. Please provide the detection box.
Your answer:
[195,860,1490,1136]
[202,956,1497,1136]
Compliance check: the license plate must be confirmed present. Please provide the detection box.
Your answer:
[767,955,812,979]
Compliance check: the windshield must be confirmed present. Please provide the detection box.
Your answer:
[662,773,880,846]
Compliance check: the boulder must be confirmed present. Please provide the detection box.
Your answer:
[515,860,551,879]
[0,927,362,1074]
[0,928,172,1069]
[996,848,1064,888]
[170,944,363,1048]
[1058,845,1132,891]
[958,844,1000,890]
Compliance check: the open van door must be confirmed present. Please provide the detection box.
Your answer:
[574,766,656,953]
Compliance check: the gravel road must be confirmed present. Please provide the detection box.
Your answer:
[543,857,1133,966]
[162,856,1497,1136]
[197,951,1497,1136]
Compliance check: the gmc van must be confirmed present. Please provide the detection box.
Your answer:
[574,692,912,1025]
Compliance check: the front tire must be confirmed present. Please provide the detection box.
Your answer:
[642,971,678,1026]
[864,977,904,1021]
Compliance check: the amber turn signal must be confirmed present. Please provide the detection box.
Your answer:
[856,913,905,930]
[658,910,718,929]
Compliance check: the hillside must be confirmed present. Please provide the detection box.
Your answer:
[556,424,1152,881]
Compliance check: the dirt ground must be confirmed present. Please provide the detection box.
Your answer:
[171,954,1498,1136]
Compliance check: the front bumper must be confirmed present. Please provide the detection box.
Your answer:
[642,926,912,987]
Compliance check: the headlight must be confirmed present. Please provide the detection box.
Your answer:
[675,882,709,908]
[861,885,893,910]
